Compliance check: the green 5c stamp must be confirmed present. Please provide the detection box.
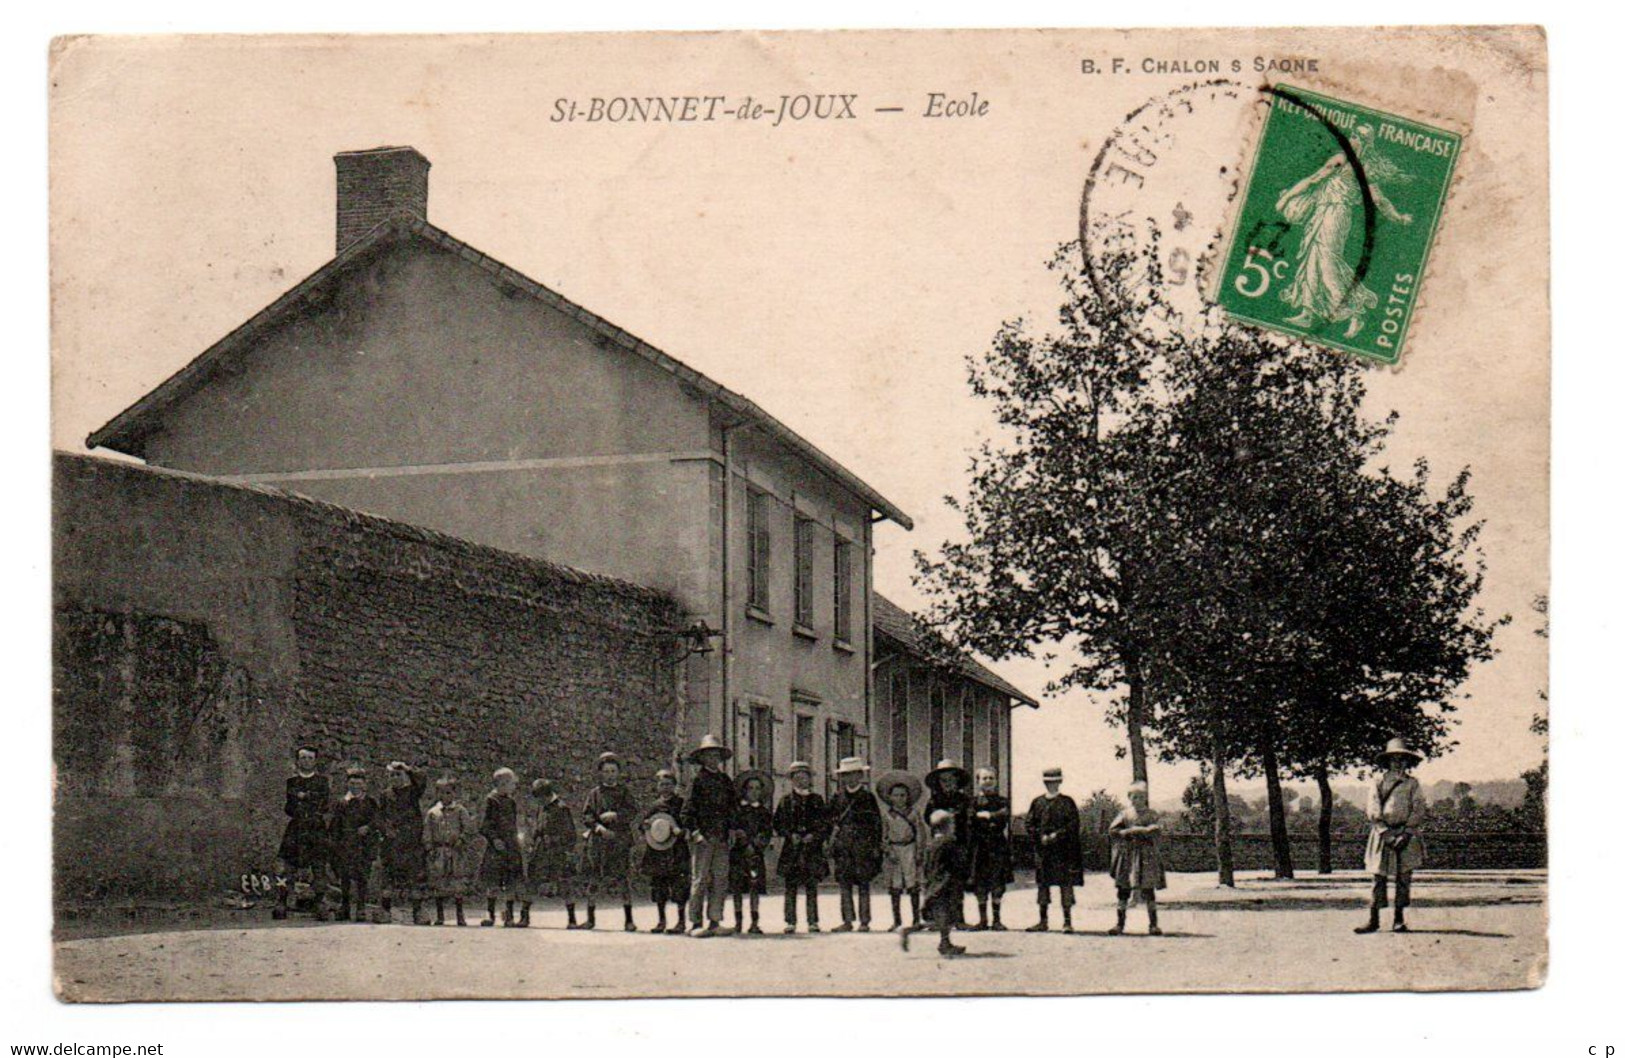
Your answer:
[1217,85,1461,364]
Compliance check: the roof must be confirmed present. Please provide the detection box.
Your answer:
[86,213,913,530]
[872,593,1039,708]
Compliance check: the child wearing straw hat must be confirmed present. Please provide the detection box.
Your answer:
[924,759,973,926]
[773,760,830,934]
[729,769,775,934]
[1107,779,1166,936]
[424,775,477,926]
[681,734,737,937]
[828,757,884,932]
[876,771,925,931]
[1355,737,1428,934]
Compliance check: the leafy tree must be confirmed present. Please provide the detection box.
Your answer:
[915,242,1176,787]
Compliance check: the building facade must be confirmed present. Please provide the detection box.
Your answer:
[87,146,913,795]
[871,594,1038,799]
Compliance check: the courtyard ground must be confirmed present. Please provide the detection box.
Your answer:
[53,869,1546,1000]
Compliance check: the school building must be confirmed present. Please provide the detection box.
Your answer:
[60,145,1038,898]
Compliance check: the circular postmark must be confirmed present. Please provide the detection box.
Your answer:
[1080,80,1380,338]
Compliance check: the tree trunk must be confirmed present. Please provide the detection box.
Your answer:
[1210,734,1236,887]
[1315,763,1334,875]
[1125,664,1149,786]
[1260,743,1295,879]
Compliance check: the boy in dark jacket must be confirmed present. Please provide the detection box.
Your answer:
[828,757,884,932]
[967,767,1014,931]
[478,768,524,927]
[329,765,381,923]
[728,770,775,934]
[773,761,829,933]
[275,746,330,921]
[924,760,973,926]
[1026,766,1085,933]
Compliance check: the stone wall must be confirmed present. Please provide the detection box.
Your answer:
[53,453,683,904]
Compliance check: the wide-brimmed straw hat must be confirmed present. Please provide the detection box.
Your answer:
[876,771,924,809]
[786,760,813,778]
[925,759,970,792]
[735,768,774,800]
[833,756,870,777]
[1377,737,1424,766]
[686,733,733,763]
[644,811,681,851]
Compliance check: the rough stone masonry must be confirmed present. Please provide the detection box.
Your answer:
[53,452,683,904]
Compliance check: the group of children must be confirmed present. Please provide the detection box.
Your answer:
[272,737,1169,956]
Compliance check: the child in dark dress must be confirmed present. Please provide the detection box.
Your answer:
[527,778,580,929]
[728,771,774,935]
[638,769,690,934]
[478,768,525,927]
[378,761,429,925]
[581,752,639,931]
[274,746,330,921]
[328,765,381,923]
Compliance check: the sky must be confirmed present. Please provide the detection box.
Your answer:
[49,30,1549,809]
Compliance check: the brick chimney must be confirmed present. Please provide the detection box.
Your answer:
[333,146,430,253]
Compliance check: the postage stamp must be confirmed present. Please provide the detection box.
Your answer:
[1215,84,1462,364]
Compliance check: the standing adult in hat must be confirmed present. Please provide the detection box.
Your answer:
[581,751,639,931]
[274,746,330,921]
[773,760,830,933]
[638,768,690,934]
[1026,766,1084,932]
[967,767,1015,931]
[680,734,736,937]
[1356,738,1428,934]
[924,759,973,926]
[828,757,885,932]
[378,761,429,925]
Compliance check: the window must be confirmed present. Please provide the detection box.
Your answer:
[961,686,977,774]
[795,712,816,766]
[889,667,910,770]
[747,488,771,613]
[825,718,857,795]
[748,702,775,773]
[833,538,853,643]
[929,680,946,765]
[794,515,816,629]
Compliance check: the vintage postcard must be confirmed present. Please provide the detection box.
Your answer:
[49,26,1549,1000]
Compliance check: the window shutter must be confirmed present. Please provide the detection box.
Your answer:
[734,702,752,771]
